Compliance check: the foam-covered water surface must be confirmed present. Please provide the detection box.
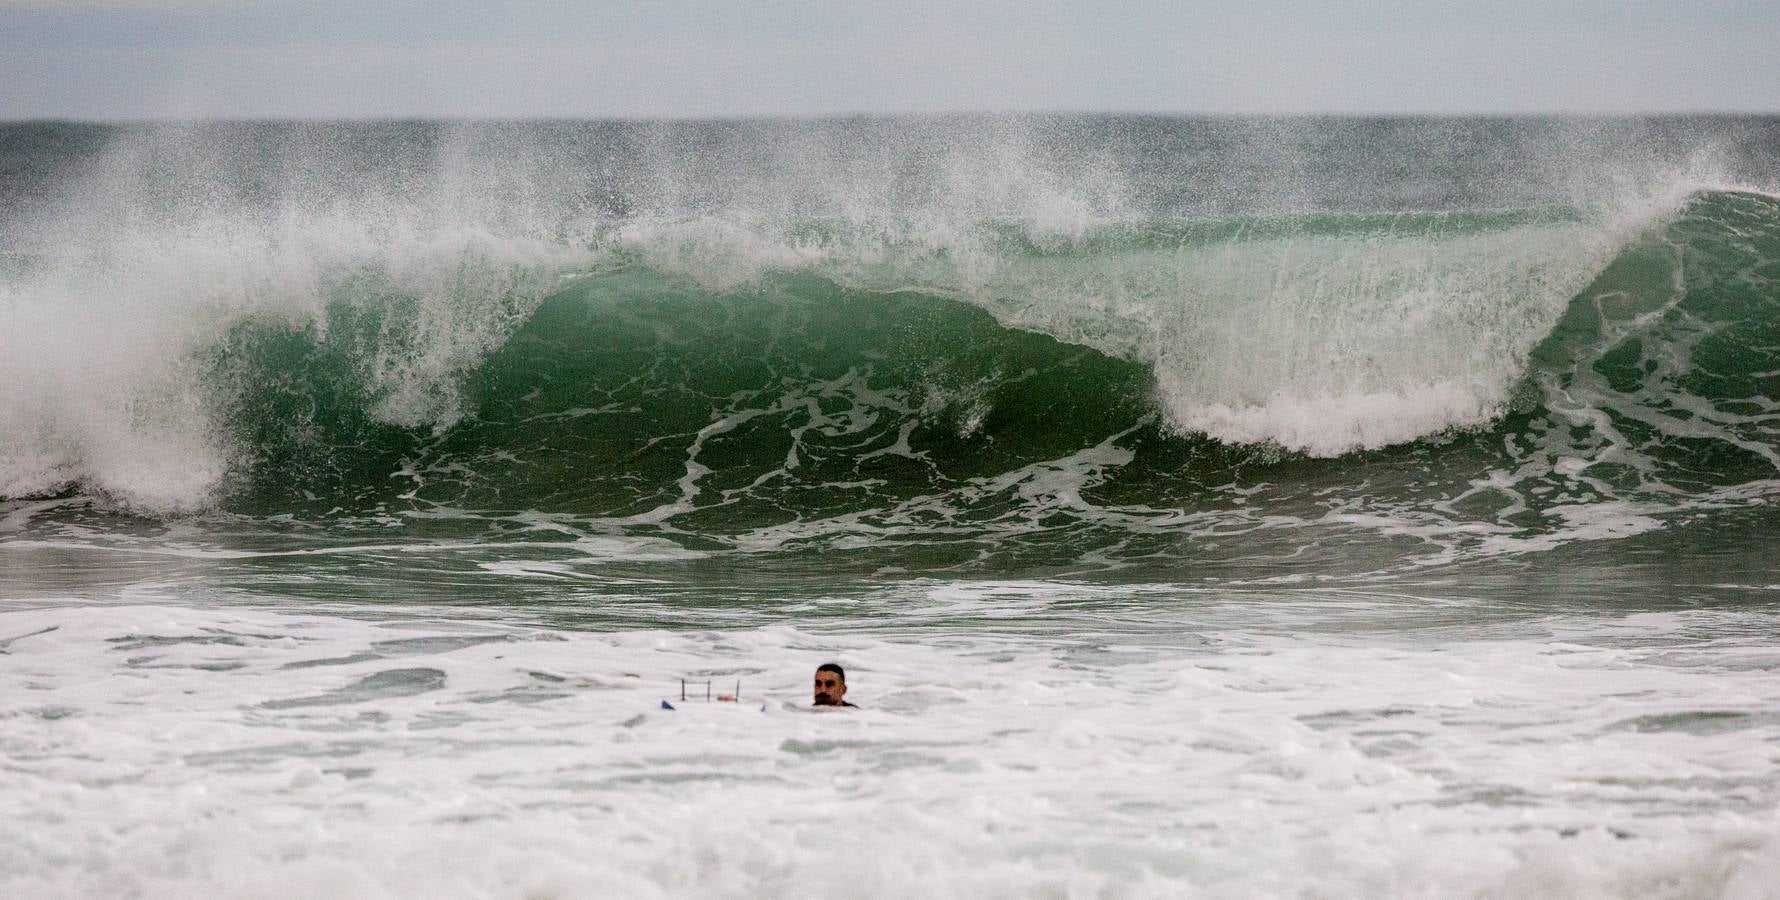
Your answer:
[3,592,1779,899]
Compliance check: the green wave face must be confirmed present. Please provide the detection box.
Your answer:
[214,269,1155,522]
[1525,190,1780,493]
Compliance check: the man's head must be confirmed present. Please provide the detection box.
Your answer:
[813,663,848,706]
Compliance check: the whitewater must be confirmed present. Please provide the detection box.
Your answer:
[4,115,1780,898]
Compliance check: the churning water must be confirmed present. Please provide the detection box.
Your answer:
[4,116,1780,898]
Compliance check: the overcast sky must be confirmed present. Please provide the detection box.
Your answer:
[4,0,1779,119]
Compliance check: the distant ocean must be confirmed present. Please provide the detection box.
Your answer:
[4,116,1779,898]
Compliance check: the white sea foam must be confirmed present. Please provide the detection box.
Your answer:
[3,596,1778,899]
[0,221,591,510]
[0,125,601,513]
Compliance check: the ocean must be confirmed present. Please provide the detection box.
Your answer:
[3,116,1779,898]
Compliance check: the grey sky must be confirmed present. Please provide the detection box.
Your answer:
[4,1,1778,119]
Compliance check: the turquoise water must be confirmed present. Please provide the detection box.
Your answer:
[3,117,1780,897]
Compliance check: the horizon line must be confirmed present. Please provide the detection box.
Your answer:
[7,108,1780,126]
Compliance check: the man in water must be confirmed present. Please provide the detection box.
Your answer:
[813,662,857,707]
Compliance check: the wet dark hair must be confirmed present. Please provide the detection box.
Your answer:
[816,662,846,683]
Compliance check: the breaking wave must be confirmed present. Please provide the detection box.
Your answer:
[3,118,1777,569]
